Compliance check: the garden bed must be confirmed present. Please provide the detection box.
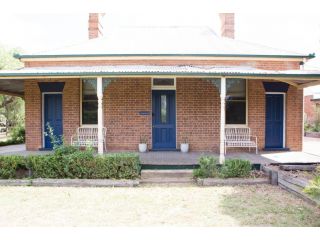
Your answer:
[0,178,139,187]
[0,145,141,180]
[262,164,320,206]
[193,156,269,186]
[197,177,269,186]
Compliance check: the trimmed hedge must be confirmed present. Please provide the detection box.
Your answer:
[219,159,251,178]
[0,147,140,179]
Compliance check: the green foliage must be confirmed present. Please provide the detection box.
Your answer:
[219,159,252,178]
[0,124,26,146]
[0,138,24,146]
[28,154,64,179]
[193,156,219,178]
[0,155,27,178]
[10,124,25,143]
[0,147,140,179]
[303,167,320,198]
[0,46,23,70]
[303,176,320,198]
[96,153,141,179]
[304,122,320,133]
[45,123,63,149]
[193,156,252,179]
[0,46,25,134]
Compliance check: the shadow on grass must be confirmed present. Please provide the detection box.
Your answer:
[219,185,320,227]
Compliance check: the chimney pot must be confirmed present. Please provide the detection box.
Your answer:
[219,13,235,39]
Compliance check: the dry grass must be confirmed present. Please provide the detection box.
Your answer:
[0,185,319,226]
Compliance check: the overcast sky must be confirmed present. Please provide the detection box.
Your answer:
[0,0,320,94]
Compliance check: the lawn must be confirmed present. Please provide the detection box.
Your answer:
[0,185,319,227]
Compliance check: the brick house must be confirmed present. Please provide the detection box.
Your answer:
[304,94,320,124]
[1,13,320,163]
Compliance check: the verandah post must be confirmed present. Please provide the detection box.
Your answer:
[97,77,104,155]
[219,77,226,164]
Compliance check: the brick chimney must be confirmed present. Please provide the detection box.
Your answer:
[88,13,105,39]
[219,13,235,38]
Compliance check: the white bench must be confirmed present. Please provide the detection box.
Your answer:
[225,127,258,154]
[71,127,107,151]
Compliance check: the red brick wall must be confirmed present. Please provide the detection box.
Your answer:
[248,80,266,150]
[304,95,315,124]
[286,86,303,151]
[104,78,152,150]
[176,78,220,151]
[247,80,303,151]
[24,77,303,152]
[24,59,300,70]
[24,78,80,150]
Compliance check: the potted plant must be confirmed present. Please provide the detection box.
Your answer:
[180,136,189,153]
[139,136,148,153]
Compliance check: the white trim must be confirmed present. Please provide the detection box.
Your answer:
[41,92,63,148]
[20,56,305,62]
[80,78,99,126]
[265,92,286,148]
[219,77,226,164]
[151,77,176,90]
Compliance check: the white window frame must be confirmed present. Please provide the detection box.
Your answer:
[42,92,63,148]
[80,78,98,127]
[225,79,248,128]
[265,92,286,148]
[151,77,176,90]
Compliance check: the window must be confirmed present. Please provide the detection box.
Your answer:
[82,79,98,125]
[152,78,175,89]
[161,95,167,123]
[226,79,246,125]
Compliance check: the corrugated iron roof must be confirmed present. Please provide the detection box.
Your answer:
[1,65,320,78]
[17,26,313,59]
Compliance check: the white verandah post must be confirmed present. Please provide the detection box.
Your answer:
[219,77,226,164]
[97,77,104,155]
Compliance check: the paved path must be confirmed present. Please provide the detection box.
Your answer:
[0,144,26,154]
[0,144,50,156]
[304,137,320,156]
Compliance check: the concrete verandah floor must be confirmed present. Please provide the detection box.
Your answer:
[1,143,320,165]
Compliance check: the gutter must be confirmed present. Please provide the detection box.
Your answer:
[15,53,316,61]
[1,71,320,79]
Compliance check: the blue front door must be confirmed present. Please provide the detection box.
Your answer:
[265,94,284,149]
[44,94,63,149]
[152,90,176,150]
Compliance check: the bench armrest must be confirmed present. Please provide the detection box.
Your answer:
[250,135,257,143]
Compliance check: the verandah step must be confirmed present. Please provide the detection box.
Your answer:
[141,170,194,179]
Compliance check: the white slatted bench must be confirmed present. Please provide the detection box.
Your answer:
[225,127,258,154]
[71,127,107,151]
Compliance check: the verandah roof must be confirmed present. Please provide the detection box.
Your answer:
[1,65,320,97]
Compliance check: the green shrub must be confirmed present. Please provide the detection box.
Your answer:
[10,125,25,143]
[53,144,79,156]
[193,155,219,178]
[62,150,96,178]
[15,150,140,179]
[97,153,141,179]
[0,155,27,179]
[28,154,65,179]
[219,159,251,178]
[303,176,320,198]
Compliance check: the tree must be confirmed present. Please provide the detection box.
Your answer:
[0,45,25,135]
